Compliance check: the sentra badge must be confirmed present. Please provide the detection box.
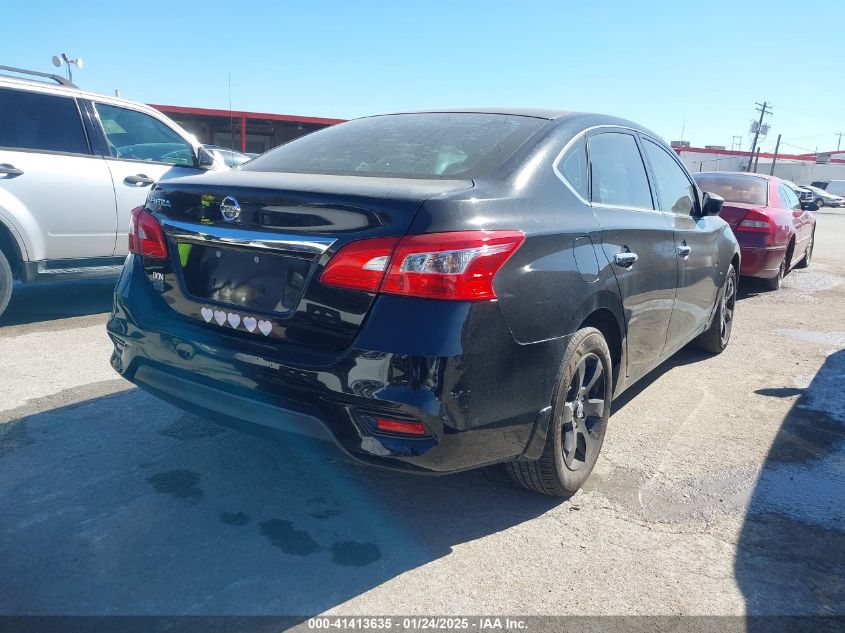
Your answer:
[146,196,171,208]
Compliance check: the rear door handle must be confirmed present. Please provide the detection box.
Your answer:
[0,163,23,176]
[613,252,638,268]
[124,174,155,186]
[677,243,692,258]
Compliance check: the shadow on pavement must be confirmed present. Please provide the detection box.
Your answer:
[736,349,845,621]
[611,347,711,414]
[736,278,773,301]
[0,387,559,616]
[1,278,117,327]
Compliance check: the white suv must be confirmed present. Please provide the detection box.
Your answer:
[0,65,222,318]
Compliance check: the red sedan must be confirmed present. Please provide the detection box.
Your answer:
[693,172,816,289]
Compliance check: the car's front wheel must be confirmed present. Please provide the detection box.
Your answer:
[0,249,13,320]
[692,264,737,354]
[815,197,825,208]
[507,327,612,497]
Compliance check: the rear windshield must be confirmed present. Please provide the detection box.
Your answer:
[242,113,547,179]
[693,173,768,205]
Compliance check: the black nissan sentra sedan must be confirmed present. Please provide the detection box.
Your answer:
[108,109,739,496]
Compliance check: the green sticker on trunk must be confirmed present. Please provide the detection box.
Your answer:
[178,243,193,267]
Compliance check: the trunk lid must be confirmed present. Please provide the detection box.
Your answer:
[718,202,770,248]
[718,202,761,230]
[145,171,473,350]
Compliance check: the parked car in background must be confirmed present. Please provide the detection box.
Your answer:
[0,65,226,319]
[810,179,845,198]
[203,144,252,168]
[803,185,844,207]
[784,180,814,204]
[109,108,740,497]
[693,172,817,289]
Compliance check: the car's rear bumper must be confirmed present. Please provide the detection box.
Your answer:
[107,256,566,474]
[738,244,786,279]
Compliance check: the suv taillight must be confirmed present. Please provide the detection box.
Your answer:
[128,206,168,260]
[320,230,525,300]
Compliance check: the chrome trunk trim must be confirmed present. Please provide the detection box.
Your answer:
[160,218,335,258]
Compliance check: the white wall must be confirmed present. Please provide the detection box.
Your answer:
[676,150,845,185]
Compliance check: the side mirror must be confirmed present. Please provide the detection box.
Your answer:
[701,191,724,216]
[801,201,819,211]
[196,146,216,170]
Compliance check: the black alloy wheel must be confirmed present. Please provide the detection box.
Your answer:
[506,327,612,496]
[560,352,606,471]
[692,264,737,354]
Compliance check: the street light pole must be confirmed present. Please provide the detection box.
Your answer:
[769,134,782,176]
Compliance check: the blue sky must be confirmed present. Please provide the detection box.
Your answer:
[5,0,844,153]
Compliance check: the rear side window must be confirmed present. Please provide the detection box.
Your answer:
[693,173,768,206]
[779,184,801,210]
[556,137,589,200]
[95,103,194,165]
[0,87,89,154]
[587,132,653,209]
[642,139,696,215]
[243,113,547,179]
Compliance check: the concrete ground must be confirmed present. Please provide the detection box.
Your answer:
[1,211,843,618]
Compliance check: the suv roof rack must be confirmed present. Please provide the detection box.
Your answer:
[0,64,78,88]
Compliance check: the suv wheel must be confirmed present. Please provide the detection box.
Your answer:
[692,264,737,354]
[506,327,612,497]
[0,249,13,319]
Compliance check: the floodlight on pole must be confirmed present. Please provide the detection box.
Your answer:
[51,53,84,83]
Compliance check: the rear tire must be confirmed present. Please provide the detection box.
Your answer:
[796,232,814,269]
[692,264,737,354]
[0,249,12,320]
[764,255,786,290]
[506,327,612,497]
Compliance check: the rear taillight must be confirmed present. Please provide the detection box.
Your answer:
[319,230,525,300]
[735,209,774,234]
[320,236,400,292]
[381,231,525,300]
[128,206,168,260]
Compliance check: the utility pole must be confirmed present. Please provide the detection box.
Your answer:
[747,101,773,172]
[837,132,843,152]
[769,134,782,176]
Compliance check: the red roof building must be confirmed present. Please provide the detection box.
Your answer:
[150,104,345,154]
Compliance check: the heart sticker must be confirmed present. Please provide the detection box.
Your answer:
[227,313,241,329]
[200,307,213,323]
[257,320,272,336]
[213,310,226,326]
[243,316,257,332]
